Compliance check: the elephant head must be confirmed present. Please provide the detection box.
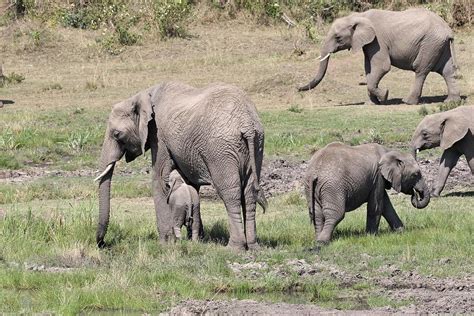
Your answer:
[379,151,430,209]
[299,14,375,91]
[411,110,470,159]
[95,88,156,247]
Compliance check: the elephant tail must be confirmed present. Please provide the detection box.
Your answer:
[309,177,317,225]
[449,38,459,73]
[244,131,268,213]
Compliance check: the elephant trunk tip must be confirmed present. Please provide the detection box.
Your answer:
[411,186,430,209]
[298,52,330,92]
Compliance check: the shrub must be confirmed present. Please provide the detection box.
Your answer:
[418,105,429,116]
[0,72,25,87]
[153,0,192,39]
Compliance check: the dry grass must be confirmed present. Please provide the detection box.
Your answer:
[1,19,472,113]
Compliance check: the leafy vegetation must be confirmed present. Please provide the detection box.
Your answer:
[1,0,471,54]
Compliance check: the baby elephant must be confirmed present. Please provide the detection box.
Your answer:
[412,105,473,197]
[167,170,203,240]
[304,142,430,246]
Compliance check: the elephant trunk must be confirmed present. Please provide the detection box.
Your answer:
[97,162,115,247]
[411,178,430,209]
[298,51,331,91]
[96,135,123,248]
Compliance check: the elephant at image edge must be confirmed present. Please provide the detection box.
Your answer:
[95,82,267,250]
[412,105,474,196]
[167,169,203,241]
[299,8,460,105]
[304,142,430,245]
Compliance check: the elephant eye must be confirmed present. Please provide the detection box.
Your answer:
[112,130,123,141]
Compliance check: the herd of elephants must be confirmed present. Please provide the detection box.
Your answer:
[94,8,473,250]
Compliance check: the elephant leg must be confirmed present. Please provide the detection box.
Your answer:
[364,51,390,104]
[403,72,428,105]
[317,207,344,244]
[313,201,324,238]
[366,186,383,234]
[211,167,246,249]
[152,144,175,243]
[191,203,203,241]
[381,191,404,231]
[436,49,461,103]
[433,149,461,197]
[242,179,258,250]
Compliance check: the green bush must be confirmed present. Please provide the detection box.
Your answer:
[153,0,192,39]
[0,72,25,87]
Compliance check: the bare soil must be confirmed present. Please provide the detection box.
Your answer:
[2,155,472,198]
[167,258,473,315]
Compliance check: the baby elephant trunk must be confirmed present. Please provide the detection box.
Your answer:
[411,178,430,209]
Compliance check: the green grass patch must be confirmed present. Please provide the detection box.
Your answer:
[0,190,472,313]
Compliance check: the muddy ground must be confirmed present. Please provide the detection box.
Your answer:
[167,258,473,315]
[2,155,472,199]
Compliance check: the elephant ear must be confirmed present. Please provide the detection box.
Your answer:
[379,151,404,193]
[135,89,155,153]
[351,17,376,53]
[440,117,469,150]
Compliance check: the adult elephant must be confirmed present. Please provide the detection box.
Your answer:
[94,82,267,250]
[412,105,473,196]
[298,8,460,105]
[304,143,430,246]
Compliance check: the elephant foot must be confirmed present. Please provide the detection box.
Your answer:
[392,226,404,233]
[431,190,441,198]
[379,89,389,103]
[247,242,261,251]
[308,240,329,253]
[444,95,461,103]
[402,96,420,105]
[227,240,247,251]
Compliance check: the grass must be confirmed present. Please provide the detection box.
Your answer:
[0,13,473,314]
[0,191,472,313]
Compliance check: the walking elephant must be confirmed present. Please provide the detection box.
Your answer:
[167,169,203,241]
[412,105,473,196]
[95,82,267,250]
[304,142,430,246]
[298,8,460,105]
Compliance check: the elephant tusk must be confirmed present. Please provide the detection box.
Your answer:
[416,149,420,155]
[413,188,421,201]
[94,163,114,182]
[319,53,330,62]
[316,55,321,60]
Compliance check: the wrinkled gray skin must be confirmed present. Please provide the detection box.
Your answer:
[96,82,267,250]
[167,170,203,241]
[304,143,430,246]
[412,105,474,197]
[299,8,460,105]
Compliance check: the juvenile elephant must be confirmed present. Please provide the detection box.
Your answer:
[95,82,267,250]
[167,170,203,241]
[304,142,430,246]
[412,105,473,196]
[299,8,460,105]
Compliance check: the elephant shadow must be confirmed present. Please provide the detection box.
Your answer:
[204,220,229,245]
[443,191,474,197]
[340,95,467,107]
[0,99,14,106]
[385,94,467,105]
[204,220,282,248]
